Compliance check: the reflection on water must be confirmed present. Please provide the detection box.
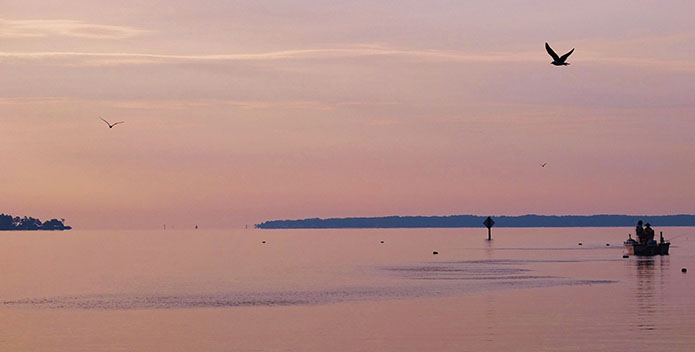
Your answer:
[482,293,498,344]
[630,256,670,332]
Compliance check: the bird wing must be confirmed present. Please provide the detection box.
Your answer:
[99,117,111,125]
[560,48,574,62]
[545,42,560,61]
[112,121,125,126]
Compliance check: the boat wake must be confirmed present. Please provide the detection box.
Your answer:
[4,259,615,310]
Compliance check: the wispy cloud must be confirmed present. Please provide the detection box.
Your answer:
[0,96,72,105]
[0,45,538,66]
[110,99,338,111]
[0,97,397,112]
[1,43,694,72]
[0,19,148,39]
[579,31,695,52]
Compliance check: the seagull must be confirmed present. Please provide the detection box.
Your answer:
[99,117,125,128]
[540,162,548,167]
[545,42,574,66]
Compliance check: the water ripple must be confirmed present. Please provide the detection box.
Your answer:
[4,258,616,310]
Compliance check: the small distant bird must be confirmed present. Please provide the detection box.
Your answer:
[540,162,548,168]
[545,42,574,66]
[99,117,125,128]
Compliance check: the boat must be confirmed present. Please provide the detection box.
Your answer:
[624,232,670,256]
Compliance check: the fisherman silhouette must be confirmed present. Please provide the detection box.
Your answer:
[635,220,645,244]
[644,223,655,244]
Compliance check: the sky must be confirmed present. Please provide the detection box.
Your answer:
[1,1,694,229]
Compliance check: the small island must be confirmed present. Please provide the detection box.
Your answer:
[0,213,72,231]
[255,214,695,229]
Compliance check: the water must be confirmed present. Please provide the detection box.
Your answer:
[1,227,694,351]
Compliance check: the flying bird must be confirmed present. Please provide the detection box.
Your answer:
[545,42,574,66]
[540,162,548,167]
[99,117,125,128]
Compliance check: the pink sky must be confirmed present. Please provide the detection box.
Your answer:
[1,1,694,229]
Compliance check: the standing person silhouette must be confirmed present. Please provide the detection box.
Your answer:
[644,223,655,244]
[635,221,645,244]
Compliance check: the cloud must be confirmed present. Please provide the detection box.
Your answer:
[0,19,148,39]
[109,99,338,111]
[0,45,543,66]
[0,96,71,105]
[0,97,397,112]
[1,42,694,72]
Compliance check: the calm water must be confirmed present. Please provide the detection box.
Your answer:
[1,227,694,351]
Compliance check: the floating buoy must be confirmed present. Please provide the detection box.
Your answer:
[682,268,687,273]
[262,241,266,243]
[606,243,610,246]
[578,242,583,246]
[622,255,629,258]
[433,251,439,255]
[380,241,384,243]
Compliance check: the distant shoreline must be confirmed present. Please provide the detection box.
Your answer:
[255,214,695,229]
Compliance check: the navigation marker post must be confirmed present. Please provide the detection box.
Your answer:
[484,216,495,241]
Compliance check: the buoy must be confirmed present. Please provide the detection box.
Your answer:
[682,268,687,273]
[622,255,629,258]
[262,241,266,243]
[380,241,384,243]
[606,243,610,246]
[433,251,439,255]
[578,242,583,246]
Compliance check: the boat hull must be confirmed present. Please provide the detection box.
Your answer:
[624,241,670,256]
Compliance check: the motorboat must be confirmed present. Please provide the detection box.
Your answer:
[624,233,670,256]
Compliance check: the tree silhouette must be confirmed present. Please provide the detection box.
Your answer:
[0,213,71,230]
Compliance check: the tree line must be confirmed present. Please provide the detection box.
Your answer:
[256,214,695,229]
[0,213,72,231]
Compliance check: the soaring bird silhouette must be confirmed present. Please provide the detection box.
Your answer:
[99,117,125,128]
[545,42,574,66]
